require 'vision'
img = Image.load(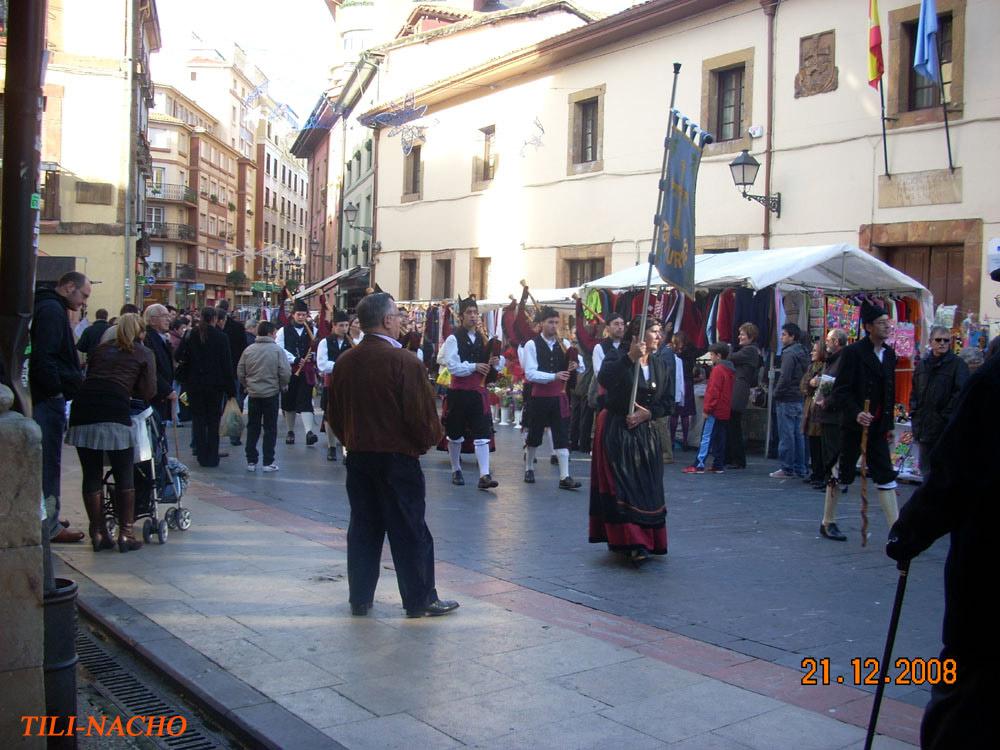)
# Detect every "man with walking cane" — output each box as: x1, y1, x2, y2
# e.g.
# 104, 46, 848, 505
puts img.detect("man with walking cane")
831, 301, 899, 539
881, 302, 999, 747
